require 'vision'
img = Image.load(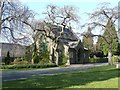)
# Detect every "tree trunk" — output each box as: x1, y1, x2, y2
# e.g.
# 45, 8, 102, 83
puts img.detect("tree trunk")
31, 58, 34, 64
55, 51, 59, 65
108, 50, 113, 65
31, 52, 34, 64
